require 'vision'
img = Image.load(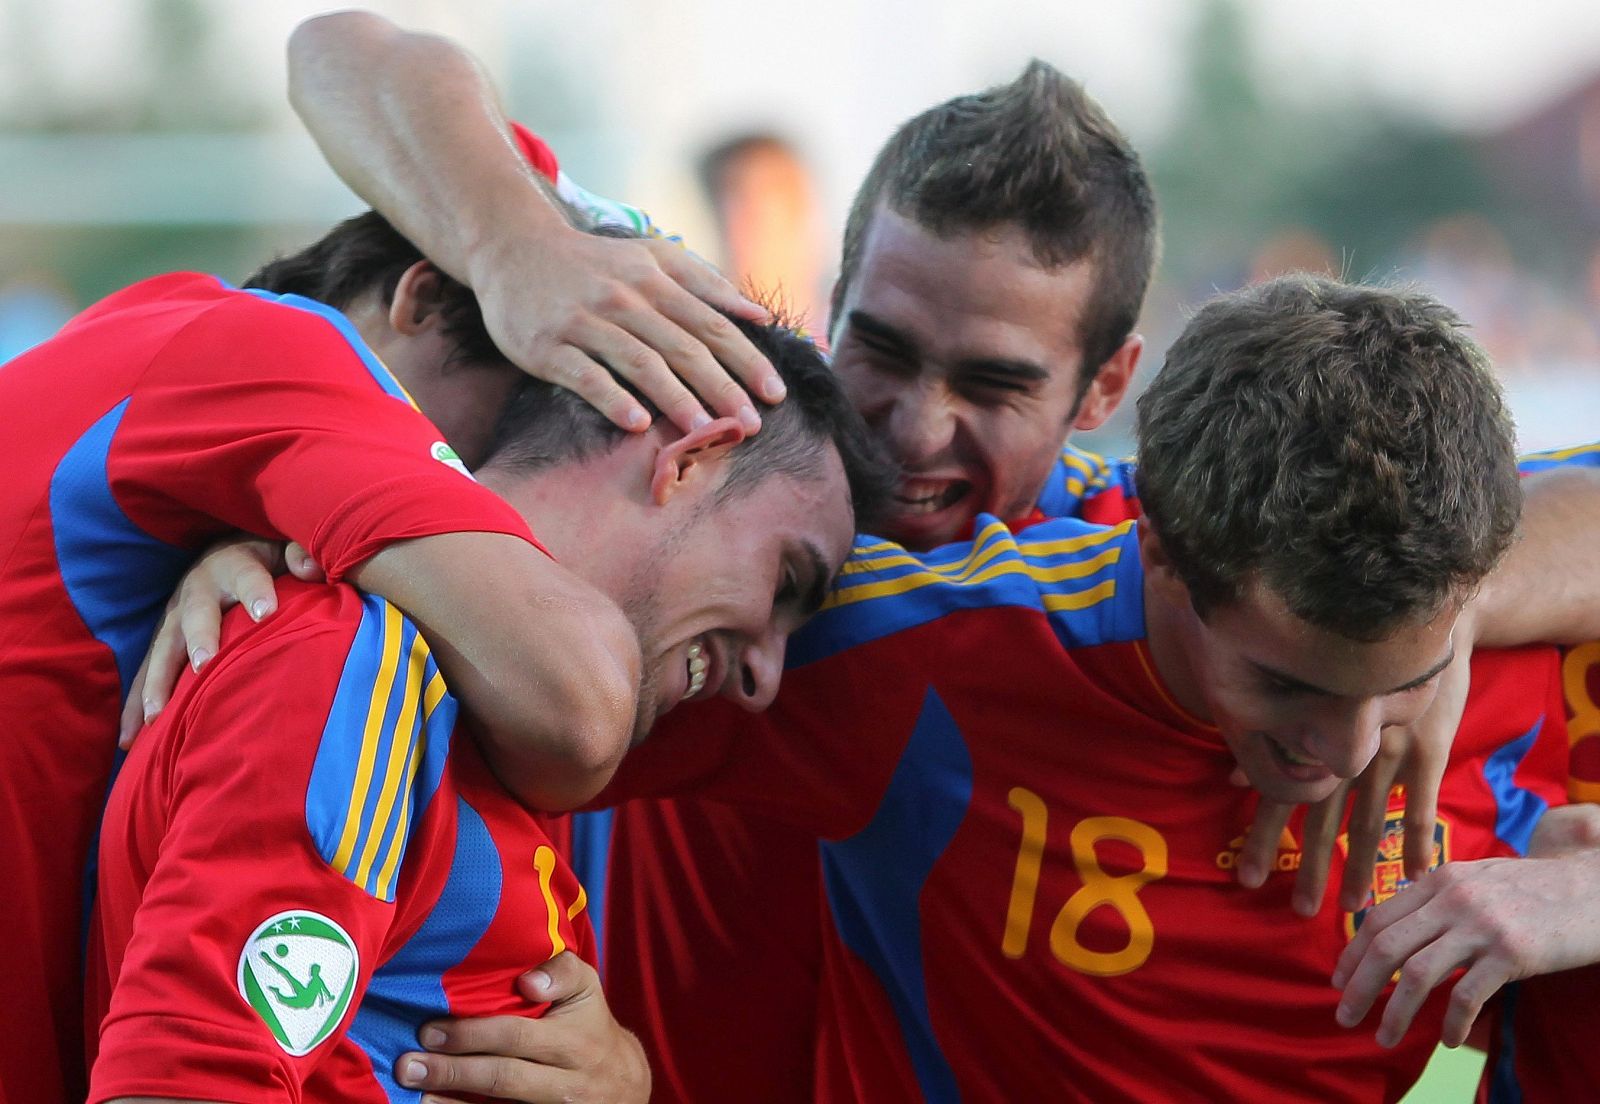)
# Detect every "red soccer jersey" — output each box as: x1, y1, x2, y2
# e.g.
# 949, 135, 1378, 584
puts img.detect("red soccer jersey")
87, 582, 591, 1101
0, 273, 539, 1104
605, 516, 1568, 1102
593, 444, 1143, 1103
1474, 441, 1600, 1103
